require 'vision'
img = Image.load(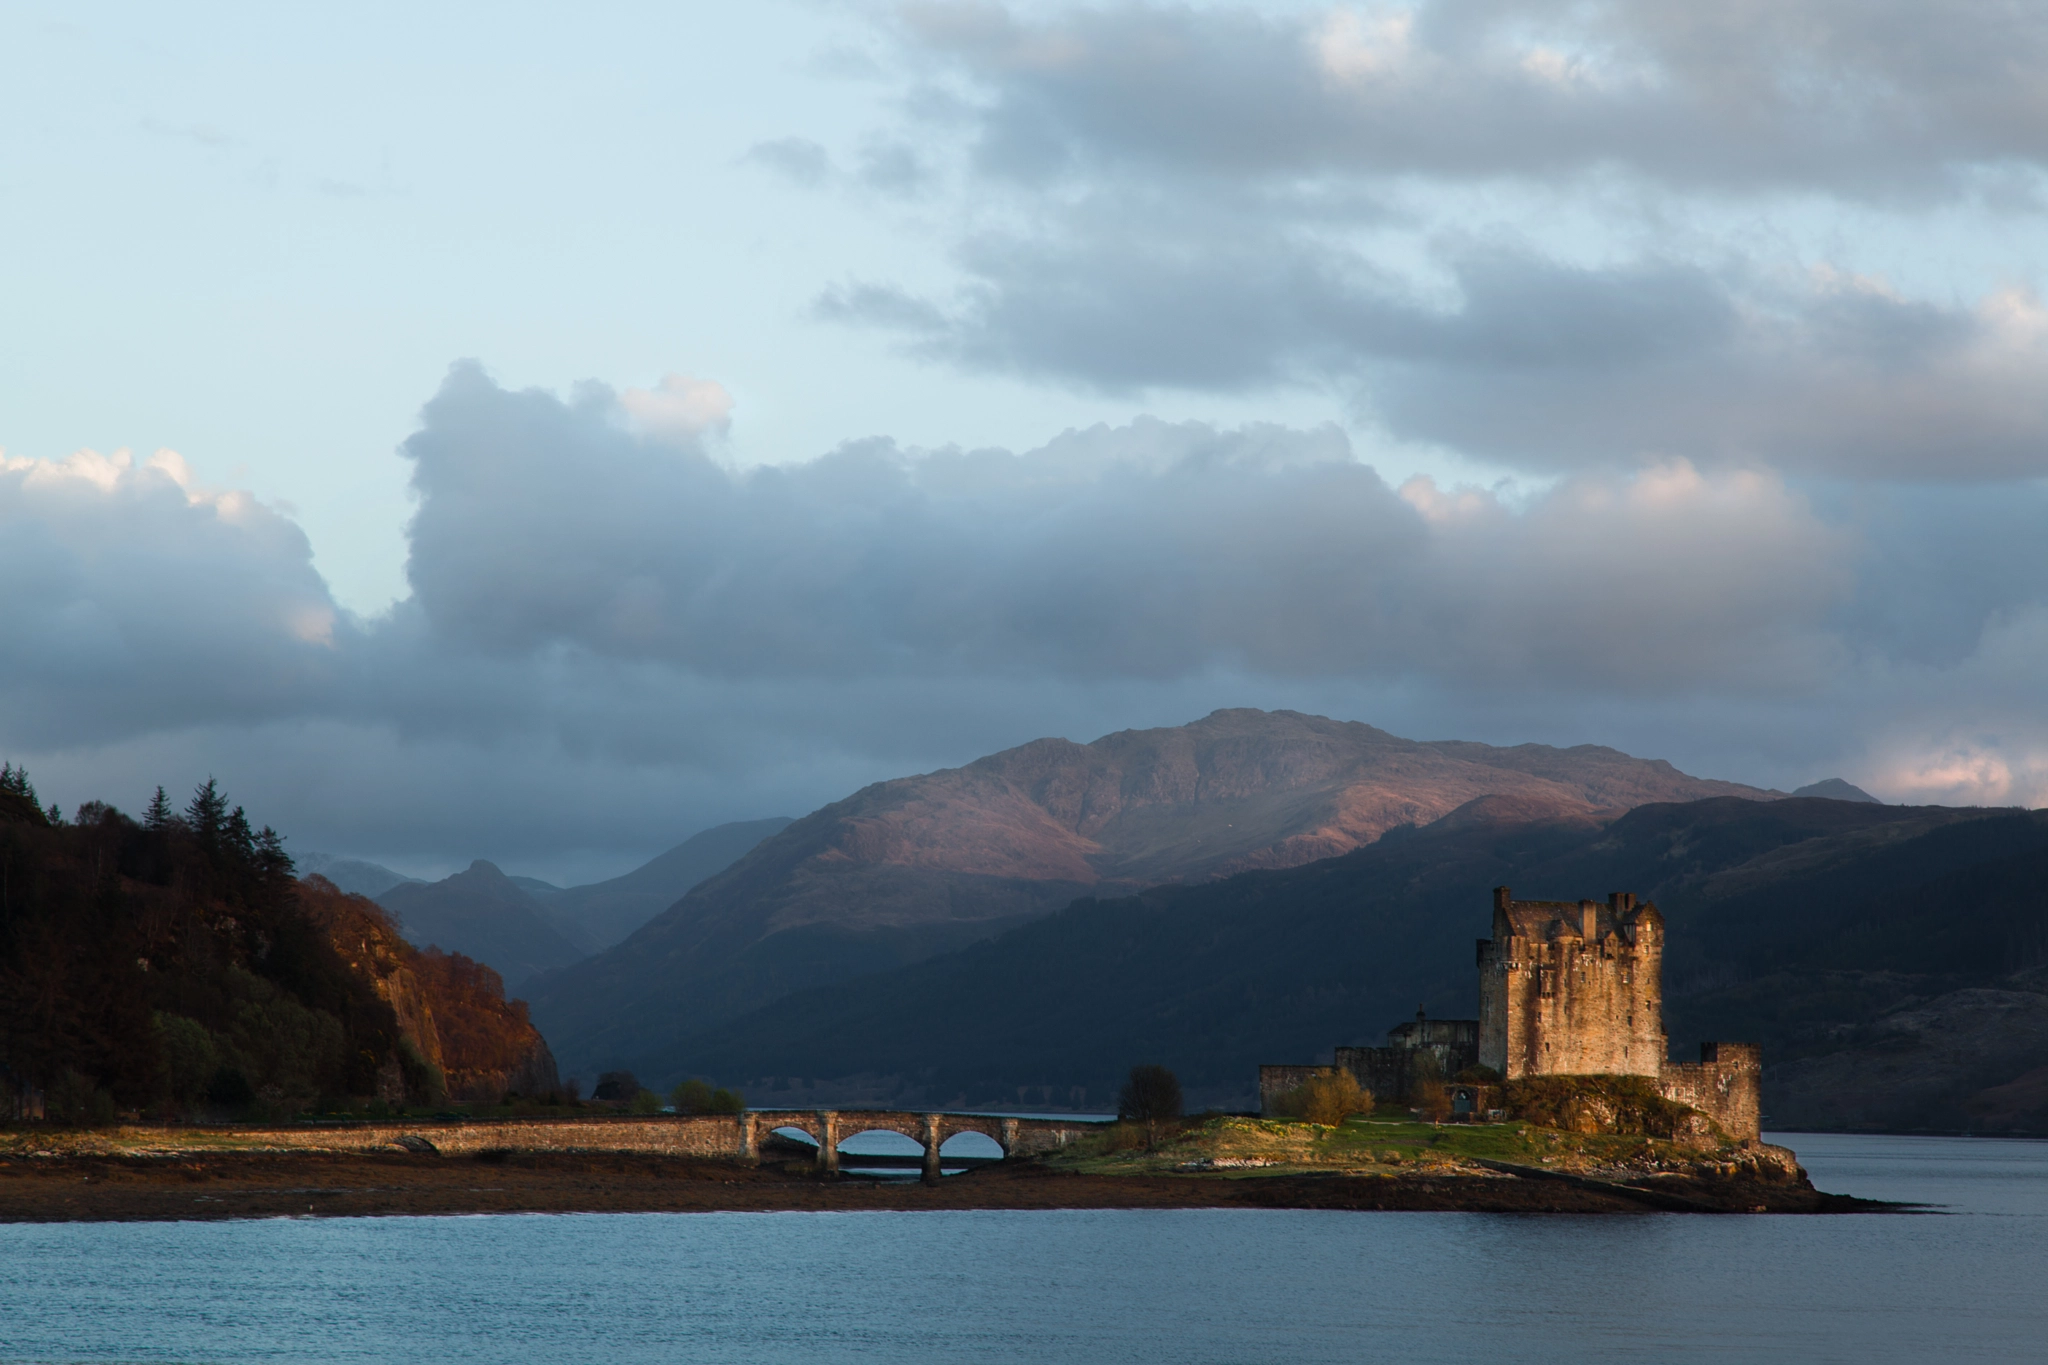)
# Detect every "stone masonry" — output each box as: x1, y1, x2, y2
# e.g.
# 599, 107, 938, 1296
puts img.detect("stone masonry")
1477, 887, 1760, 1140
69, 1111, 1100, 1186
1478, 888, 1667, 1079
